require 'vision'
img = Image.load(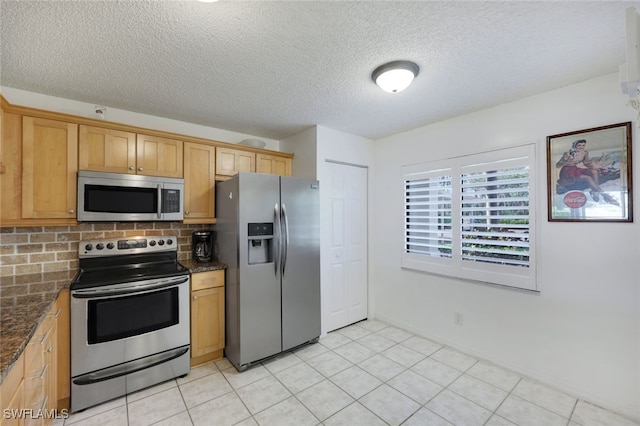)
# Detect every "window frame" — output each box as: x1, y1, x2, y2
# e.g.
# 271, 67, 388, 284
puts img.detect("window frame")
402, 144, 537, 291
